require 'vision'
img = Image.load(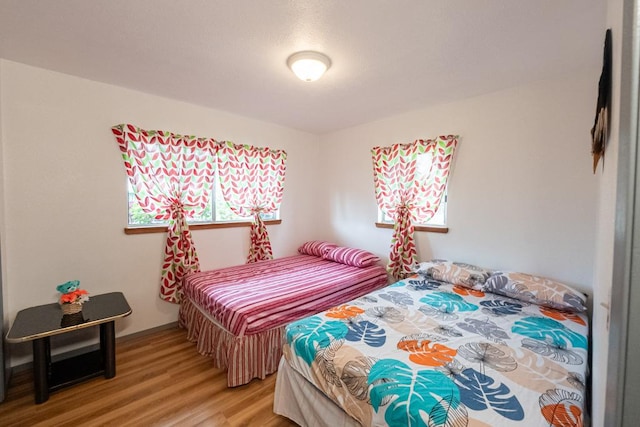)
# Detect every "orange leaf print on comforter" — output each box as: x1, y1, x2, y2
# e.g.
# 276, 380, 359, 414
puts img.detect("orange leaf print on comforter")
325, 304, 365, 319
397, 338, 456, 366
